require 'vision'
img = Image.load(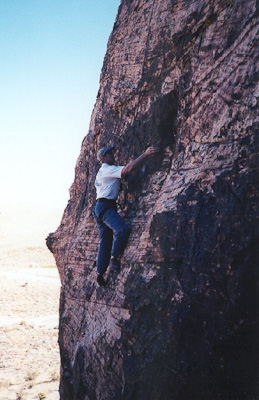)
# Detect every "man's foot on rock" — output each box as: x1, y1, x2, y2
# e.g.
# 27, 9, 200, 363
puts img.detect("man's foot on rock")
97, 274, 107, 286
110, 257, 121, 272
